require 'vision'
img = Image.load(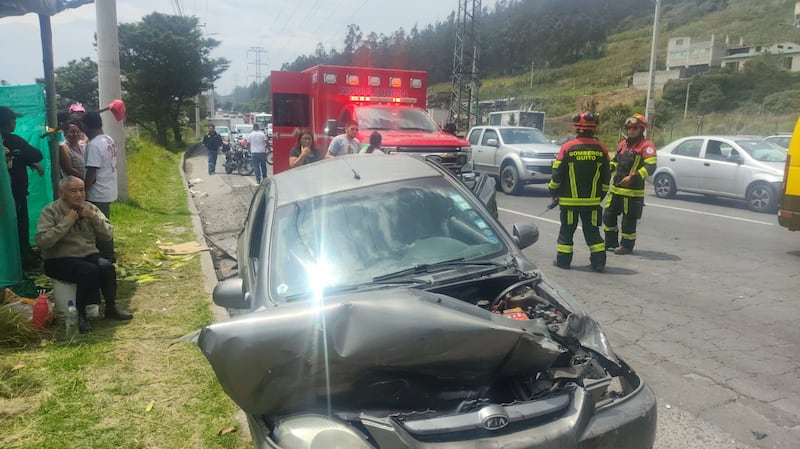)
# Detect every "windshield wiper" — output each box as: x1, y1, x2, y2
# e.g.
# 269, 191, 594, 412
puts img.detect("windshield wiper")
283, 279, 428, 301
372, 258, 508, 283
